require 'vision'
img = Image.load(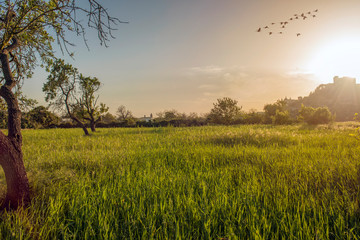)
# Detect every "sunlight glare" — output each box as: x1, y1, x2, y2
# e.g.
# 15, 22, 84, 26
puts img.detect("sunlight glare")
306, 37, 360, 84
